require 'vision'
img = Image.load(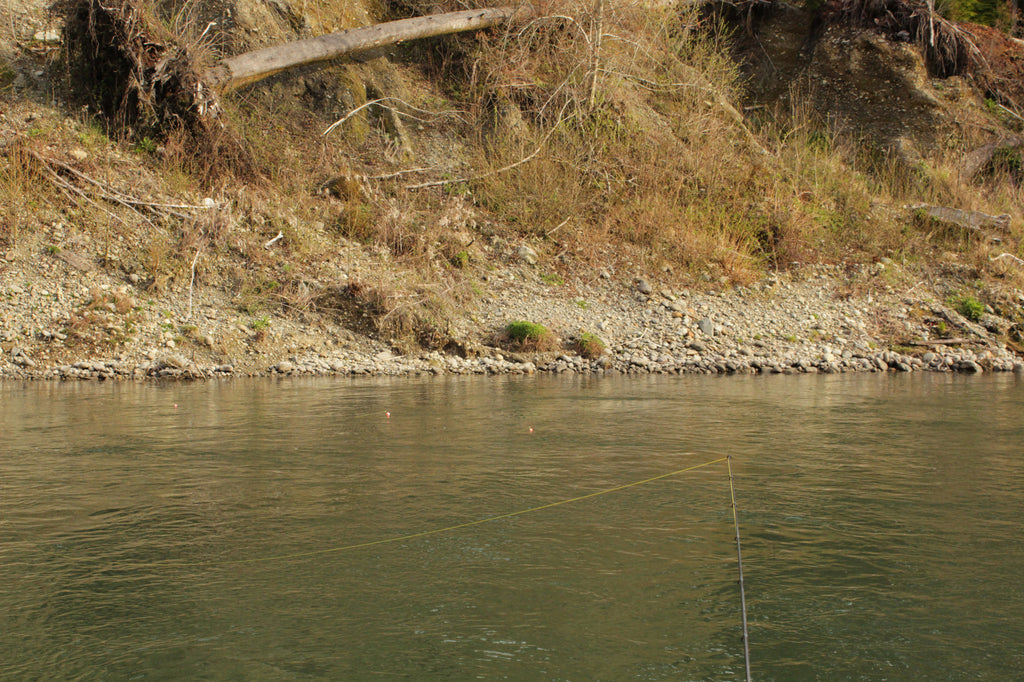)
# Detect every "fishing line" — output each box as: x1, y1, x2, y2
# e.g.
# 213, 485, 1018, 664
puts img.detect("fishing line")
115, 456, 729, 569
104, 452, 754, 674
728, 455, 753, 682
